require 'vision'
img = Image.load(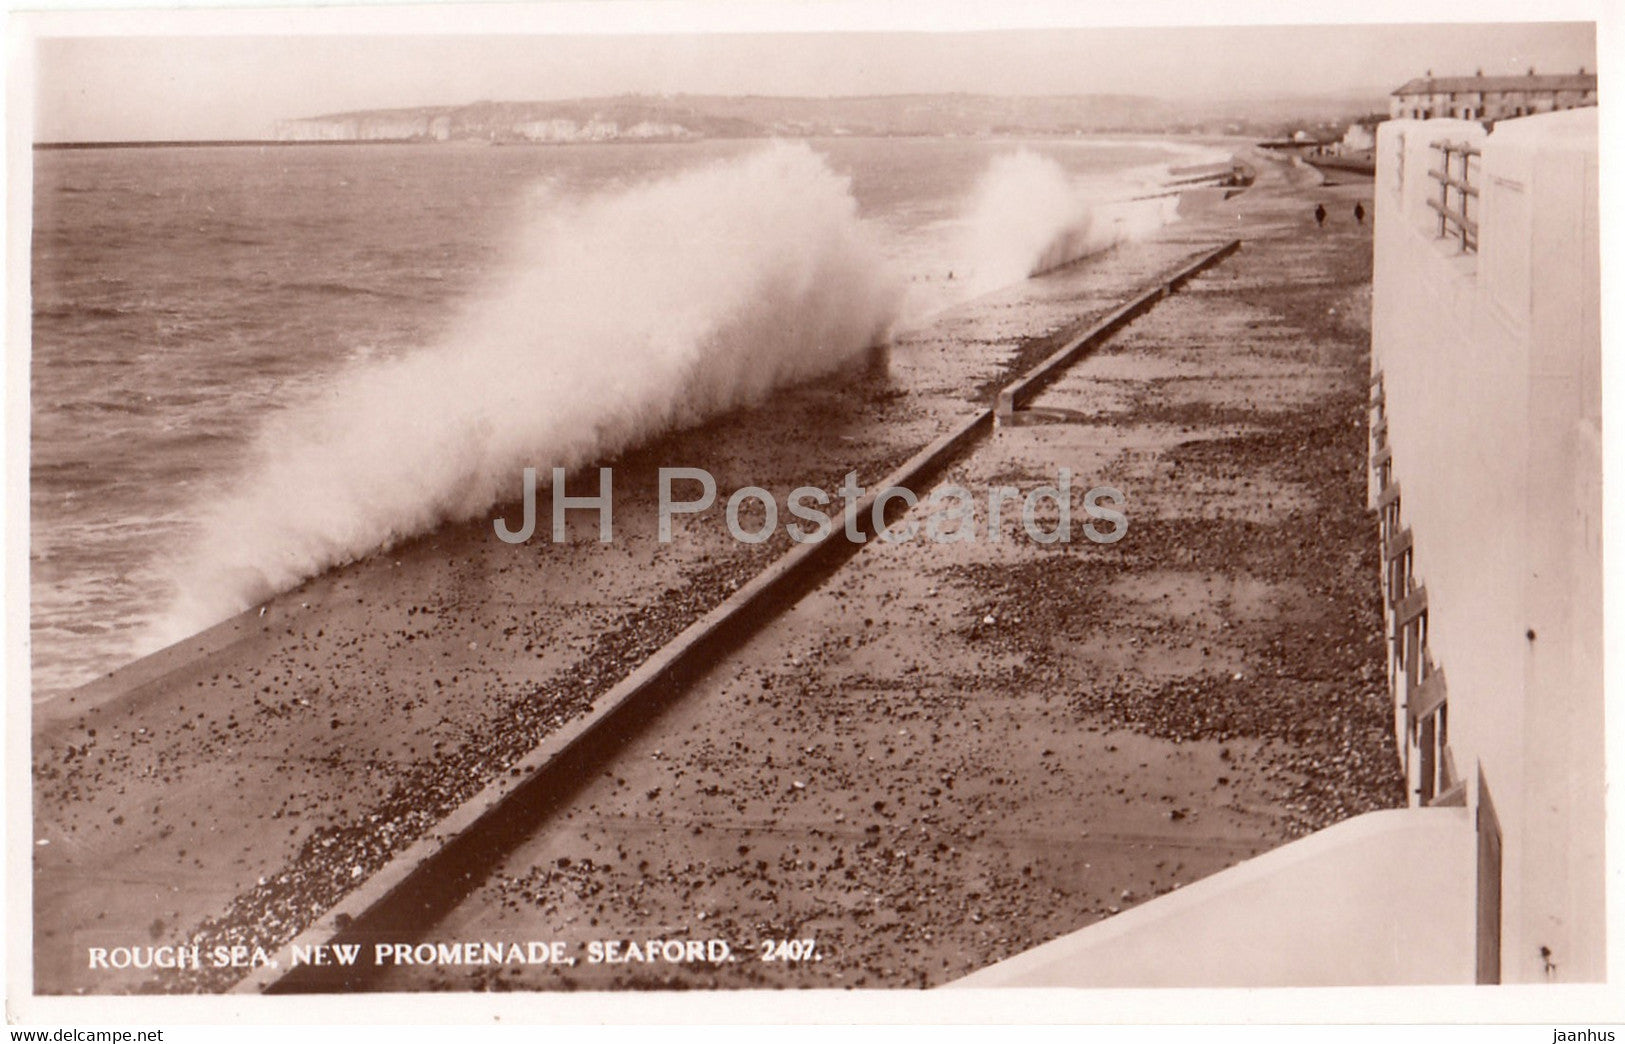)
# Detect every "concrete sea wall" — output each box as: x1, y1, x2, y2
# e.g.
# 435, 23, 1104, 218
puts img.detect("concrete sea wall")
1371, 109, 1601, 983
